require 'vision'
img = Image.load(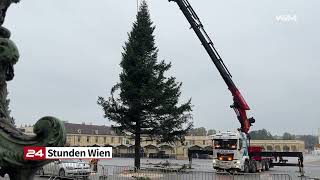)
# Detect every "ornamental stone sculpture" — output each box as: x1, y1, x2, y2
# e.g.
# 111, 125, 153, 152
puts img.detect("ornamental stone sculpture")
0, 1, 66, 179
